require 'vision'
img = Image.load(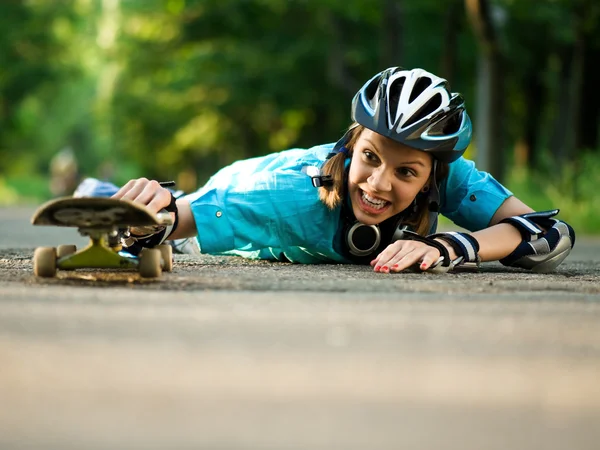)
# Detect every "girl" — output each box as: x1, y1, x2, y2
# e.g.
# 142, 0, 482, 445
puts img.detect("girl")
84, 67, 575, 273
